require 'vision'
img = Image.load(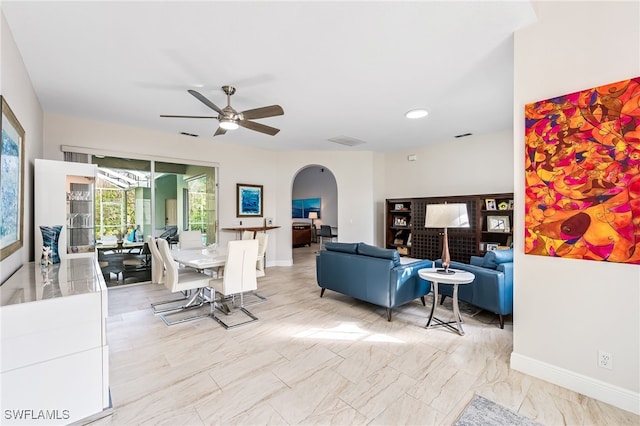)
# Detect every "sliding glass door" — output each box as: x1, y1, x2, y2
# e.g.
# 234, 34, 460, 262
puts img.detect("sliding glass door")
86, 155, 217, 287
